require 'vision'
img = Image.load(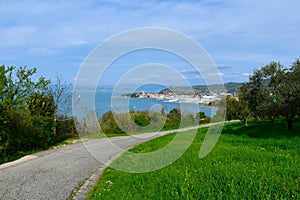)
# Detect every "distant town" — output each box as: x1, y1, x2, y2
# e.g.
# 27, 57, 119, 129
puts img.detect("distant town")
129, 91, 238, 104
122, 82, 242, 104
134, 92, 224, 104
